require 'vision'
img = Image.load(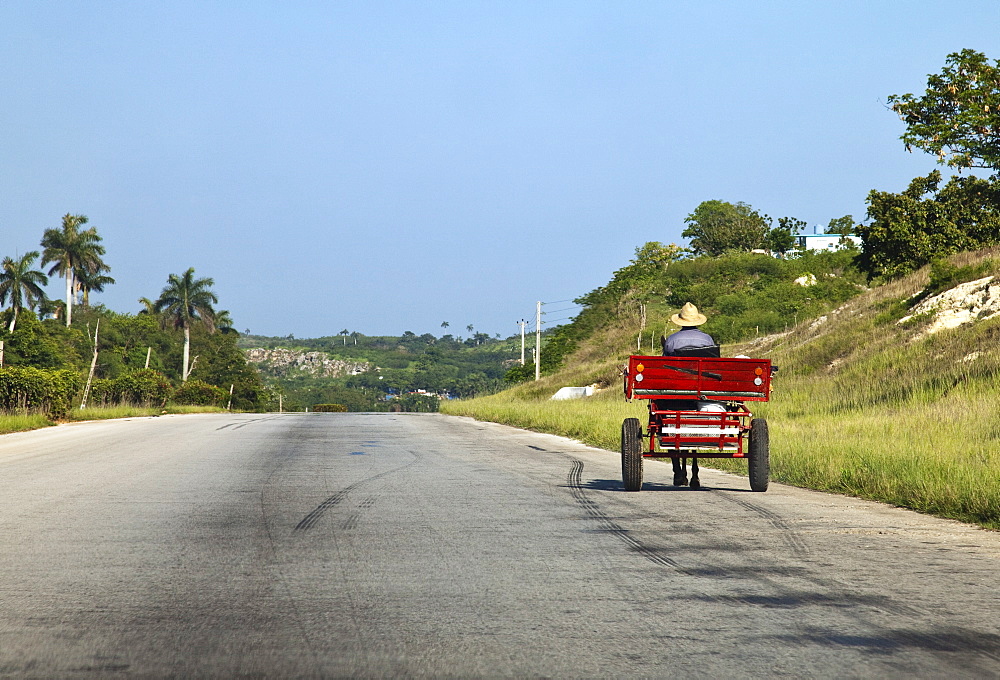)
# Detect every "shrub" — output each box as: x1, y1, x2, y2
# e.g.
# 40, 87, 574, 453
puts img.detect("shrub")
86, 378, 115, 407
115, 369, 173, 406
0, 367, 82, 419
313, 403, 348, 412
395, 394, 440, 412
172, 379, 227, 406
